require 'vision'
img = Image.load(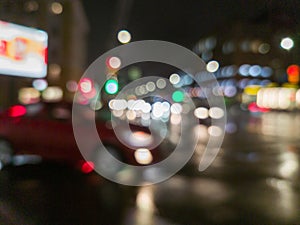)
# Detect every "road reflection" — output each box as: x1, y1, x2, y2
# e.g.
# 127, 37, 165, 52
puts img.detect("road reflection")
0, 109, 300, 225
